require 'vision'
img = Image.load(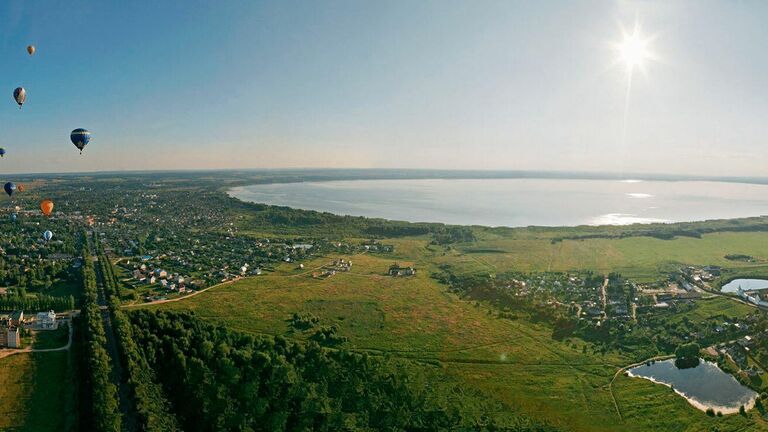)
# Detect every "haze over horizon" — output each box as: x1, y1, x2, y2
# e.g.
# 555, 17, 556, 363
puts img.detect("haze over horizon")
1, 0, 766, 176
